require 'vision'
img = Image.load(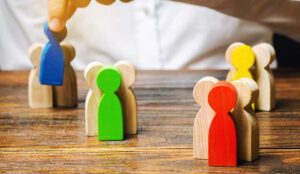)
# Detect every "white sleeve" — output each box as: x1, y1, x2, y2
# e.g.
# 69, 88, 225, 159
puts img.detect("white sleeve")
173, 0, 300, 42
